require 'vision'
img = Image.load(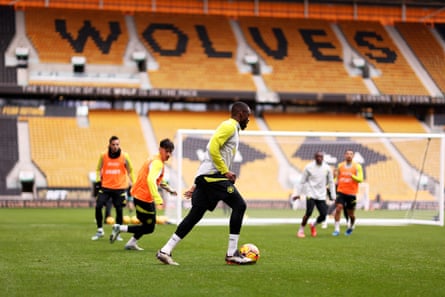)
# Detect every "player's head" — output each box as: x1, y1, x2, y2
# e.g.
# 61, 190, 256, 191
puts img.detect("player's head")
314, 151, 324, 165
108, 136, 120, 154
344, 149, 354, 162
159, 138, 174, 161
231, 101, 251, 130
